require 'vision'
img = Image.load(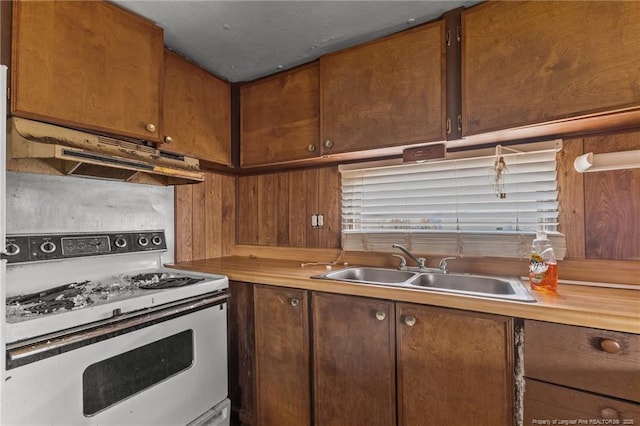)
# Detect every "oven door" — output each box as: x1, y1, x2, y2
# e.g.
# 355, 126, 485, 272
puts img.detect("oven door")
3, 294, 228, 425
